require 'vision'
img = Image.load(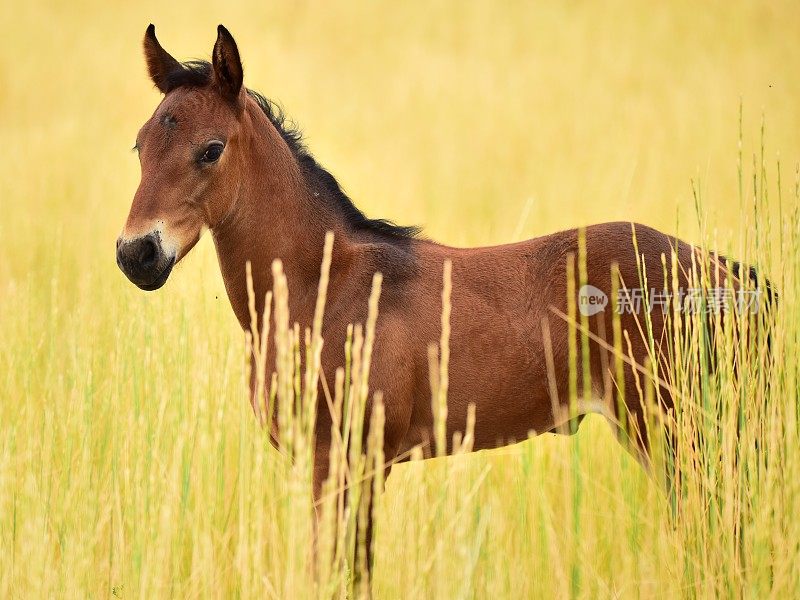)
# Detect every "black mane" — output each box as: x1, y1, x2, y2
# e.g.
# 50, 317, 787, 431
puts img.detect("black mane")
162, 60, 421, 241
